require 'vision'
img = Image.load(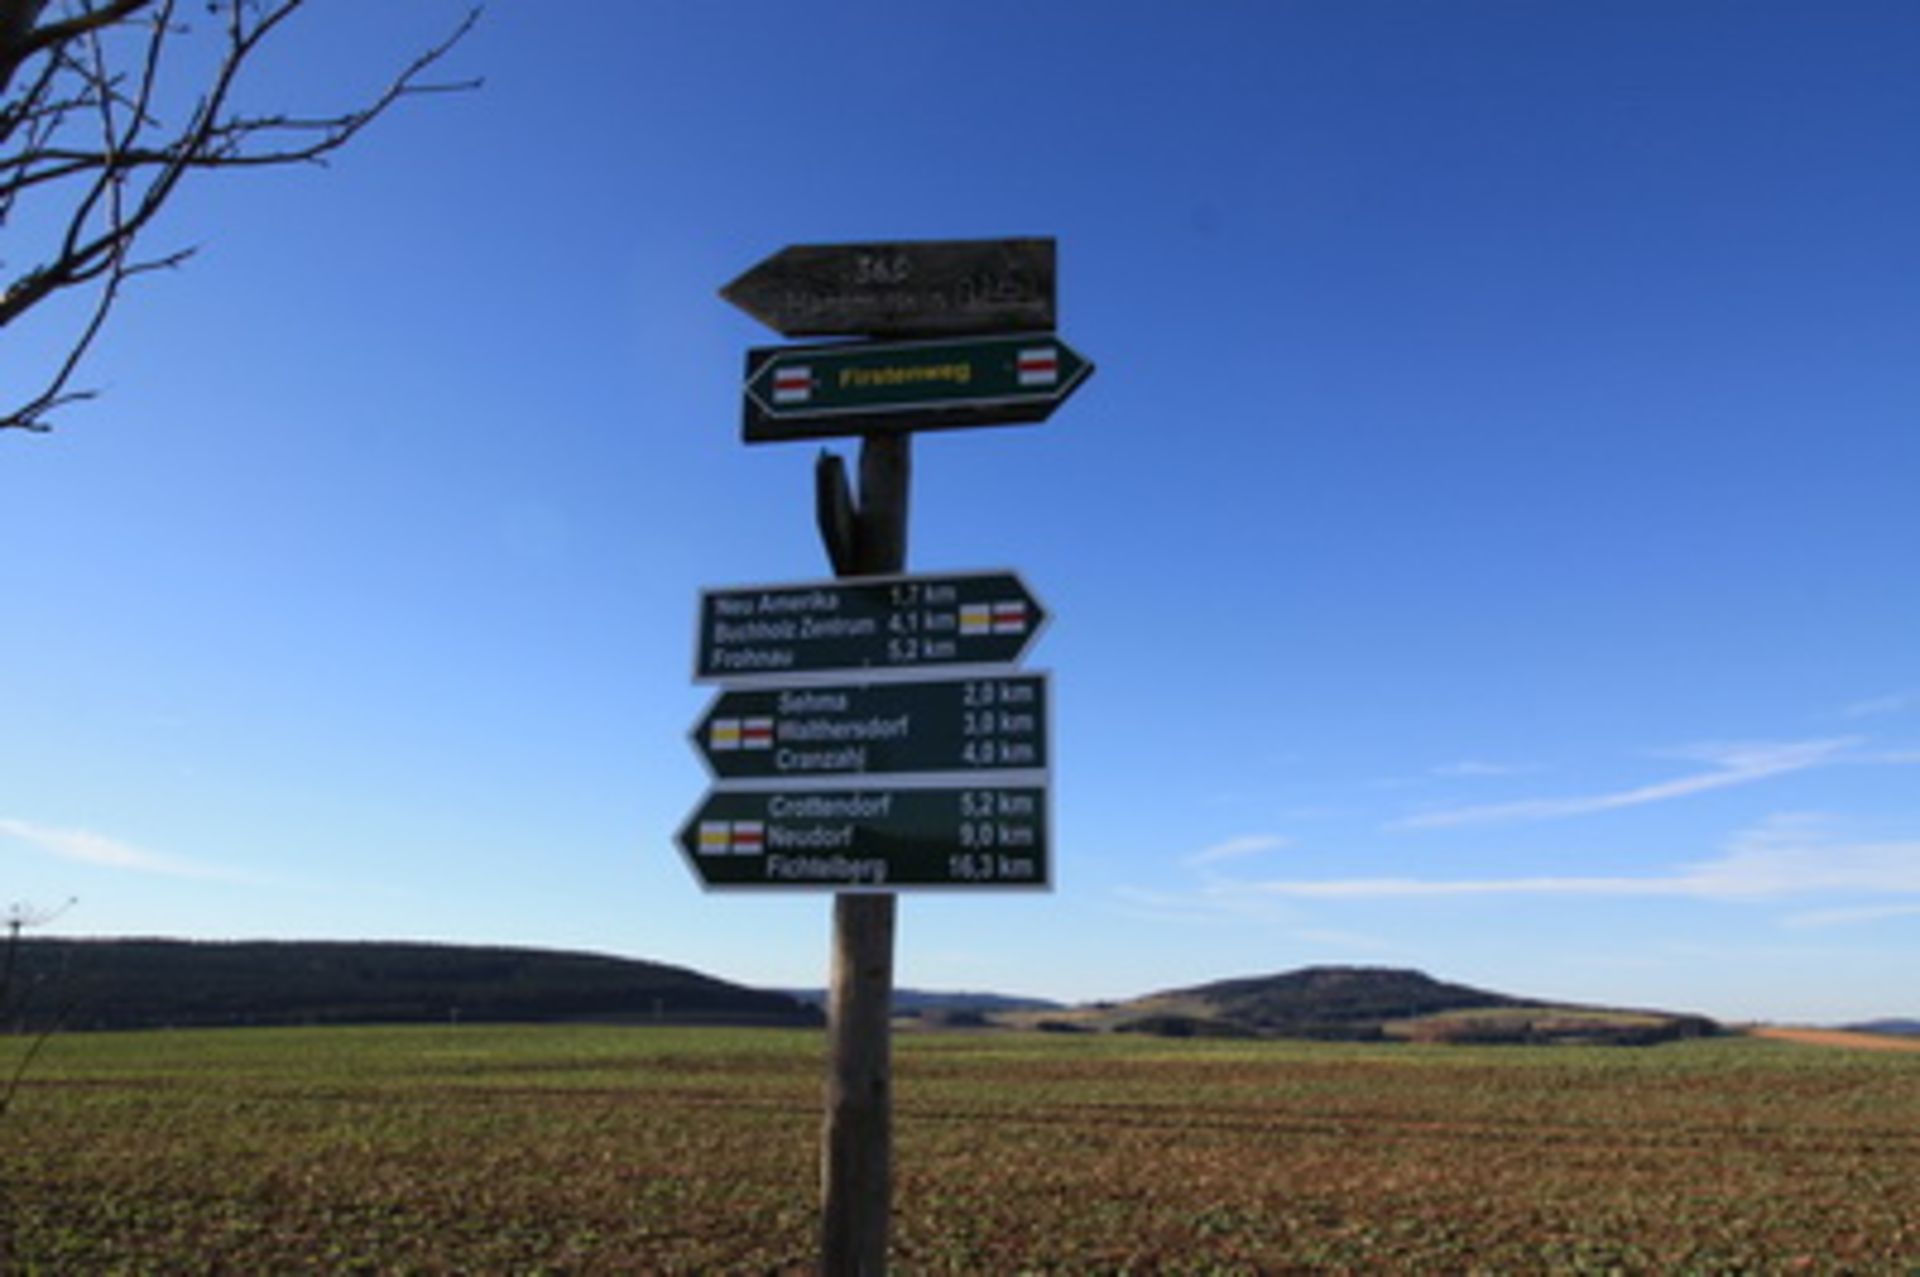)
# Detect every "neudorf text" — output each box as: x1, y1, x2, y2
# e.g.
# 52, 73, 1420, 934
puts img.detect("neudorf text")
676, 785, 1048, 890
